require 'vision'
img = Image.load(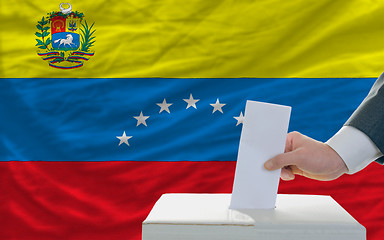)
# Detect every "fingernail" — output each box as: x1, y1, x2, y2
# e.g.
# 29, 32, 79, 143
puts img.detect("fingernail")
264, 161, 273, 170
281, 170, 294, 181
281, 170, 290, 180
